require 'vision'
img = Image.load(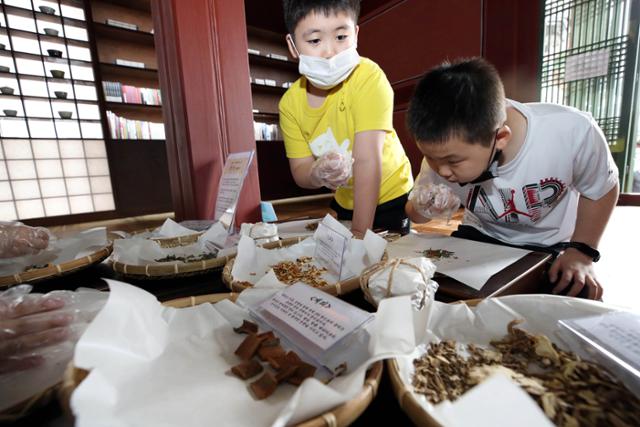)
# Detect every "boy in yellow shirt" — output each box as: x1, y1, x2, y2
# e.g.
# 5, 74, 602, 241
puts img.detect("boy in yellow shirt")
279, 0, 413, 237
